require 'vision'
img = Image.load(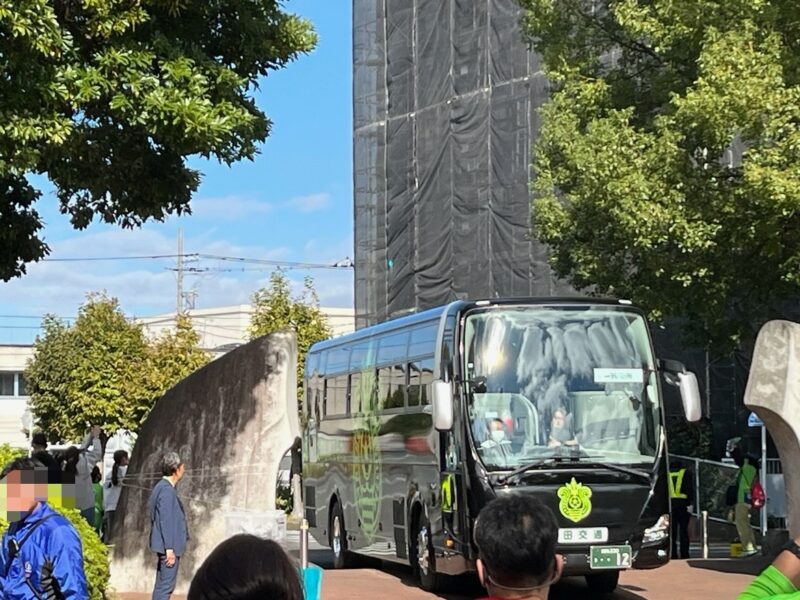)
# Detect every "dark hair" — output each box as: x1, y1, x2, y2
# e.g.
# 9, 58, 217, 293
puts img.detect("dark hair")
61, 446, 80, 476
187, 534, 304, 600
31, 433, 47, 448
474, 494, 558, 589
91, 465, 102, 484
1, 457, 42, 480
112, 450, 129, 486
